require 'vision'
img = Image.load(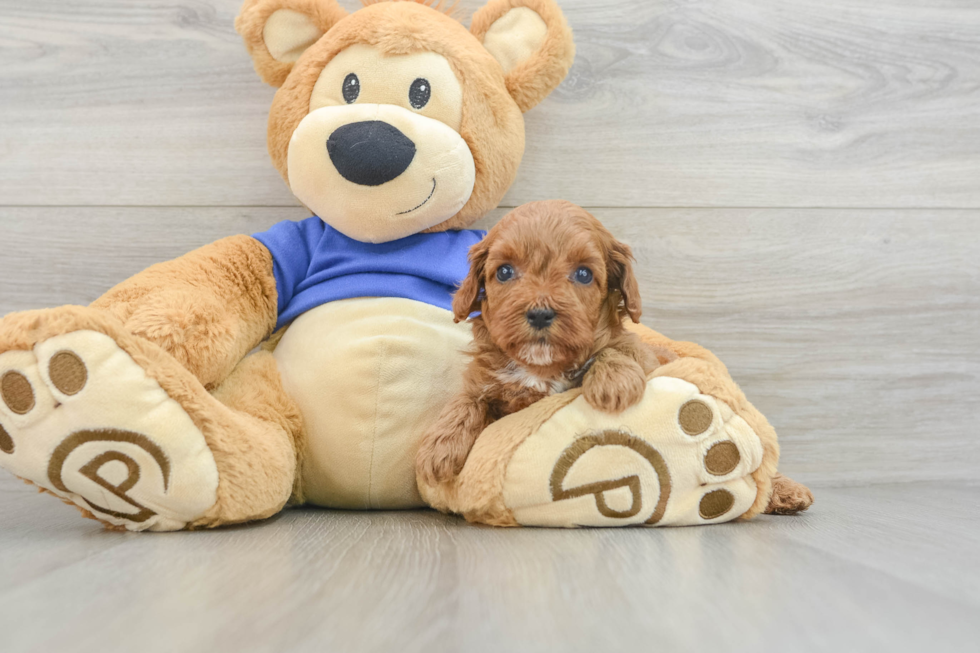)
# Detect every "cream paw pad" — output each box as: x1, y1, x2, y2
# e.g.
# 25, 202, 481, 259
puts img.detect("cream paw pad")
0, 330, 218, 531
499, 376, 765, 527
